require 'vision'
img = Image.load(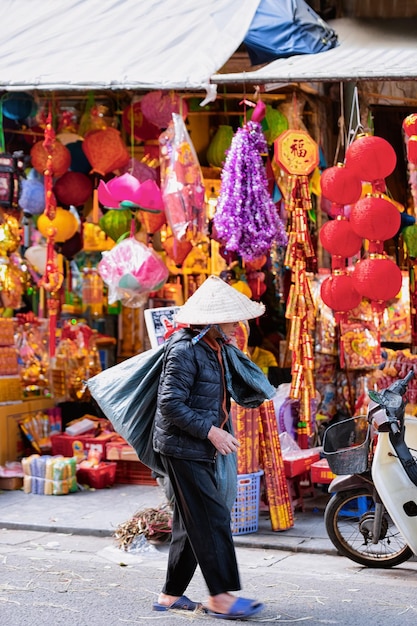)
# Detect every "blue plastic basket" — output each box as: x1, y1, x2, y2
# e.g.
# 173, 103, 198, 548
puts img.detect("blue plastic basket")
231, 470, 263, 536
